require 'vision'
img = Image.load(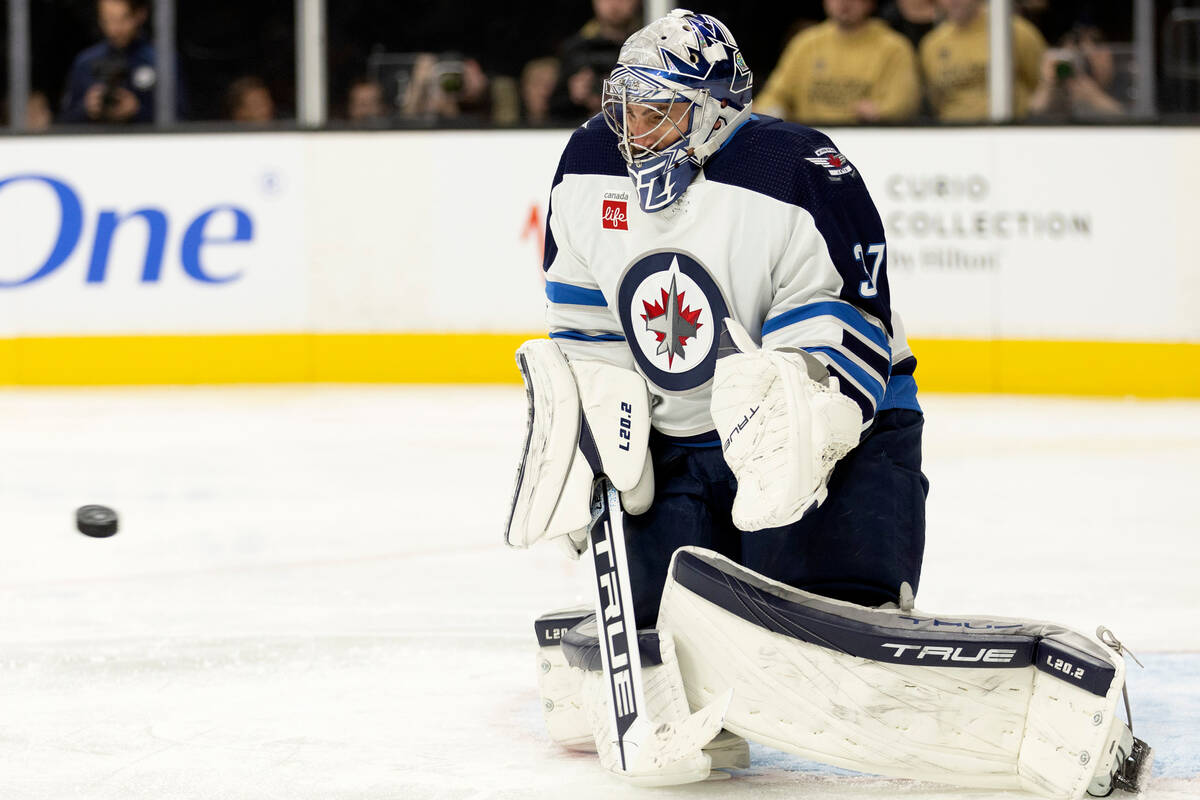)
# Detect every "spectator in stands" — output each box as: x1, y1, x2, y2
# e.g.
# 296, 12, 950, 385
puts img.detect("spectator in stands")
402, 53, 459, 120
3, 90, 54, 131
548, 0, 642, 122
755, 0, 921, 125
25, 91, 54, 132
879, 0, 938, 50
227, 76, 275, 124
400, 53, 518, 125
346, 77, 388, 124
1029, 24, 1124, 119
919, 0, 1046, 121
60, 0, 183, 124
520, 57, 559, 125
